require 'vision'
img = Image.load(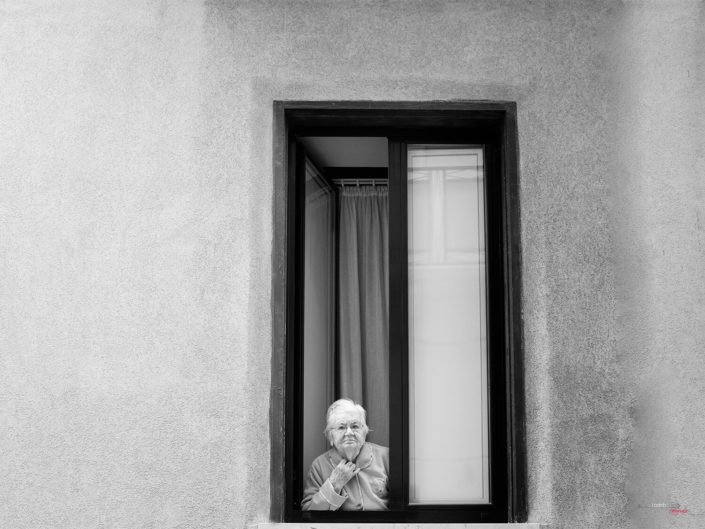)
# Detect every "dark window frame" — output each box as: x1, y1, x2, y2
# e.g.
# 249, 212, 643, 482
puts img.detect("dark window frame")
271, 101, 526, 523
